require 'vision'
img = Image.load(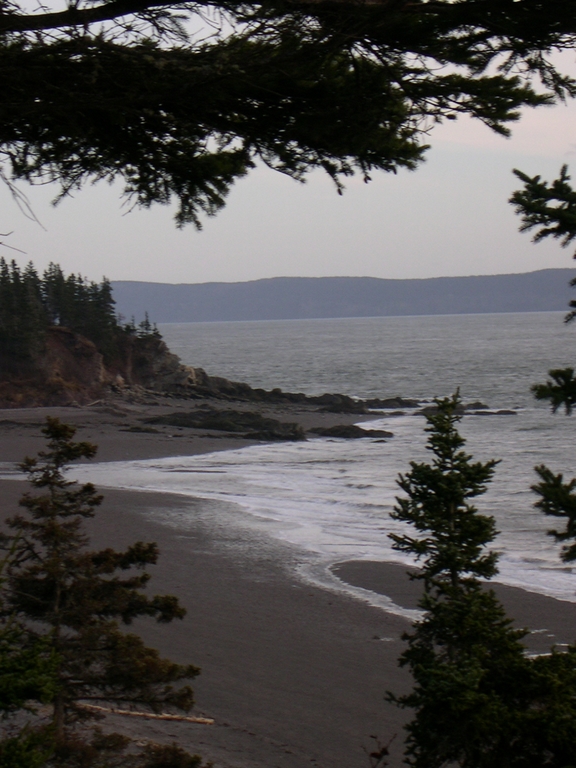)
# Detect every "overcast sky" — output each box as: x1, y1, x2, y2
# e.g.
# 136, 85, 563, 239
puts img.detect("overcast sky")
2, 94, 576, 285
